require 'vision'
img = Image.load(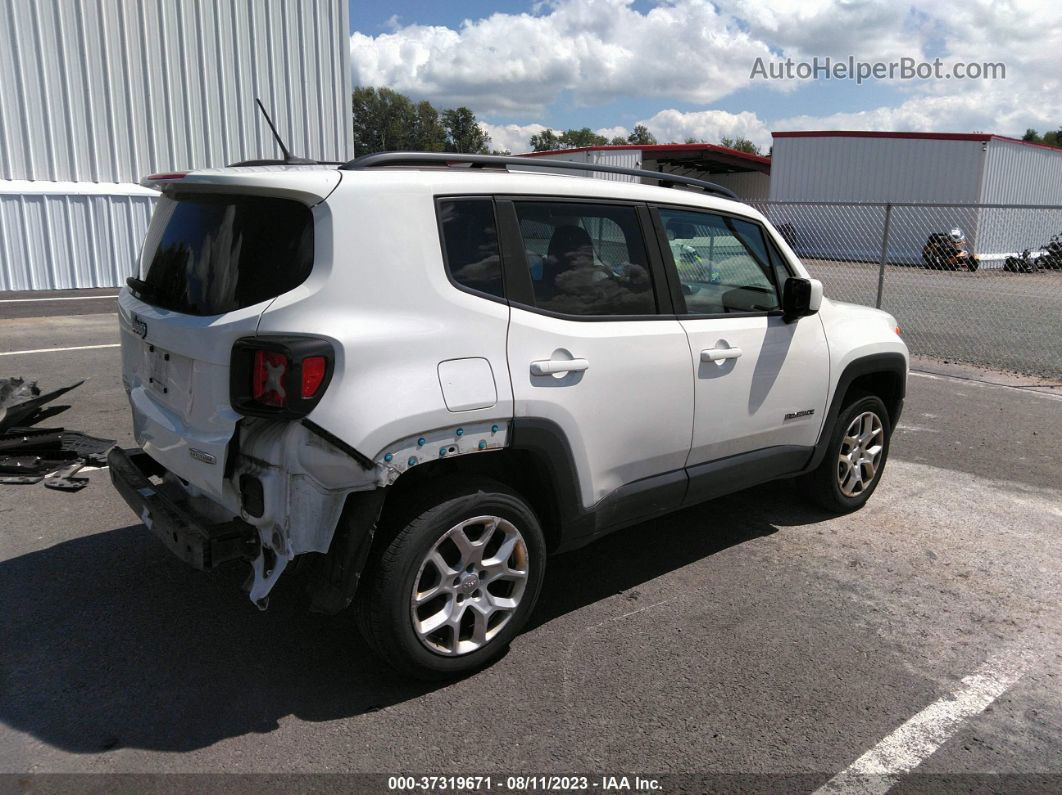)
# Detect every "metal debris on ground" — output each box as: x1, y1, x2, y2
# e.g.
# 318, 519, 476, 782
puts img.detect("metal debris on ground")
0, 377, 114, 490
44, 463, 89, 492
